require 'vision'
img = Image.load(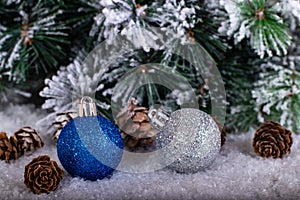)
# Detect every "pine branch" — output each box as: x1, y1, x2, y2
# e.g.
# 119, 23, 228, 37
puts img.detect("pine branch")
148, 0, 227, 89
0, 0, 70, 82
219, 46, 260, 132
39, 0, 229, 121
274, 0, 300, 30
0, 67, 12, 102
39, 46, 144, 123
88, 0, 156, 51
193, 4, 227, 61
220, 0, 292, 58
252, 56, 300, 133
57, 0, 98, 41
